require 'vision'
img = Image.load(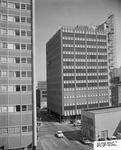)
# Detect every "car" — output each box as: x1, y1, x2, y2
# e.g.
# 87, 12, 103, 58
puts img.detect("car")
97, 138, 105, 141
110, 136, 117, 140
107, 136, 117, 140
56, 131, 64, 138
73, 122, 81, 126
79, 137, 90, 144
73, 120, 81, 126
